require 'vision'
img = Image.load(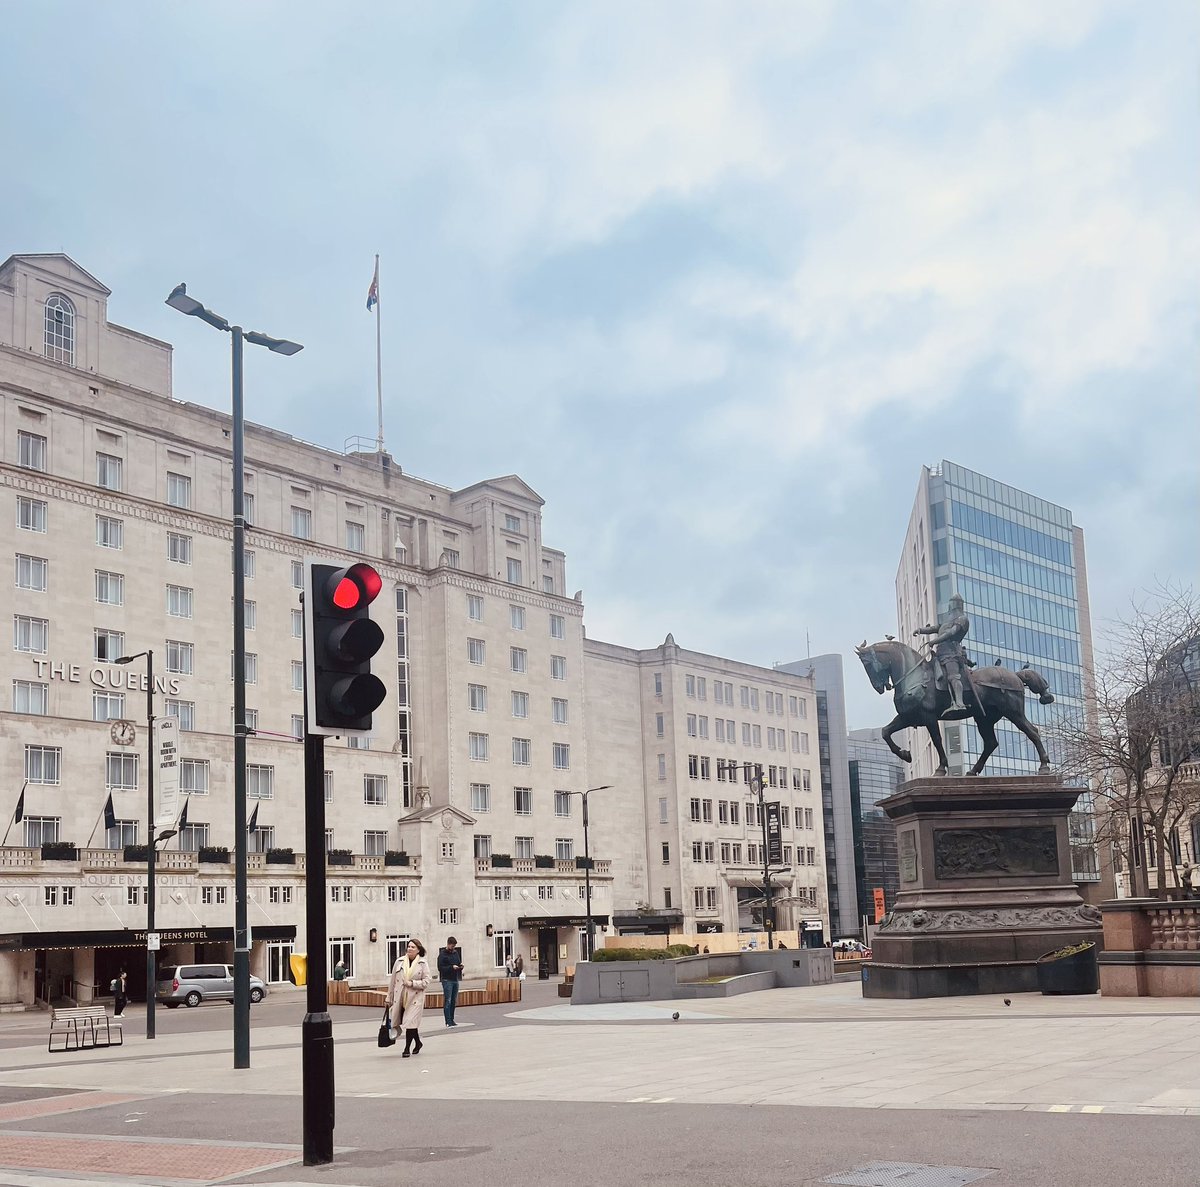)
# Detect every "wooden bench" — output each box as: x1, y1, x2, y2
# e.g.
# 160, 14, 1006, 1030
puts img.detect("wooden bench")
48, 1005, 123, 1052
